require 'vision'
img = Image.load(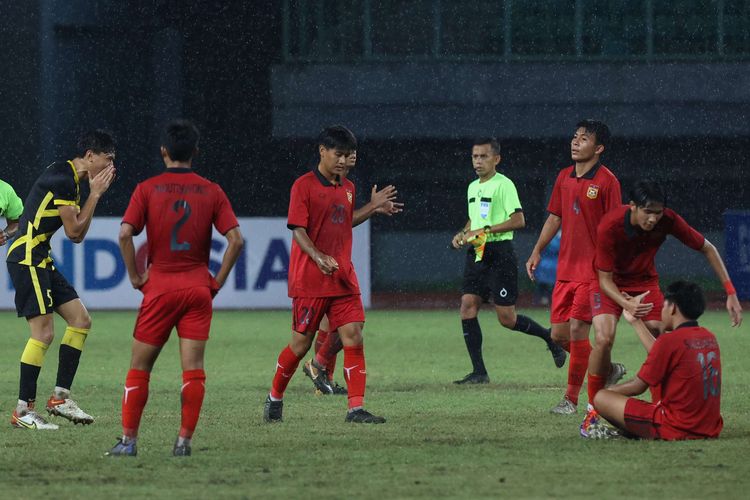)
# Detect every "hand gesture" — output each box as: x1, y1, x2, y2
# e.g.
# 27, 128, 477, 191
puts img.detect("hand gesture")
375, 200, 404, 216
314, 252, 339, 275
130, 267, 149, 291
369, 185, 398, 213
726, 294, 743, 327
89, 165, 116, 197
621, 291, 650, 324
622, 290, 653, 319
526, 250, 541, 281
